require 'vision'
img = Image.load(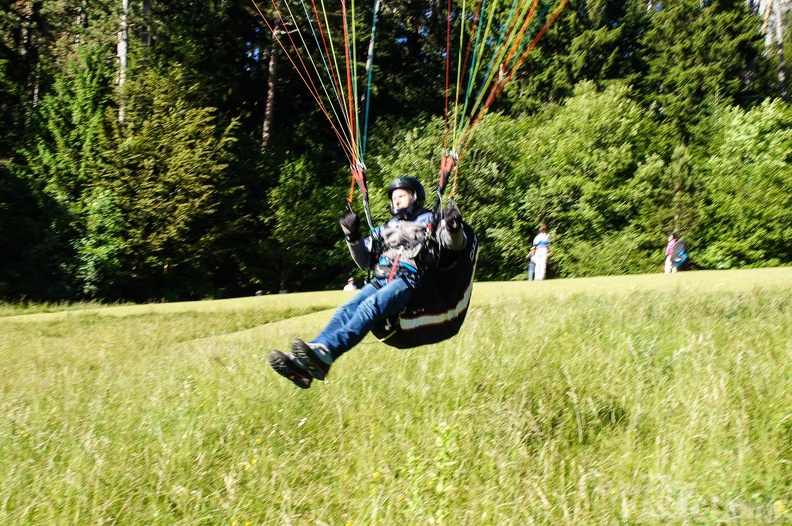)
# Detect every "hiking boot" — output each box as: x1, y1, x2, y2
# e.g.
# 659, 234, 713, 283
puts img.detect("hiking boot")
290, 339, 331, 381
269, 350, 312, 389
